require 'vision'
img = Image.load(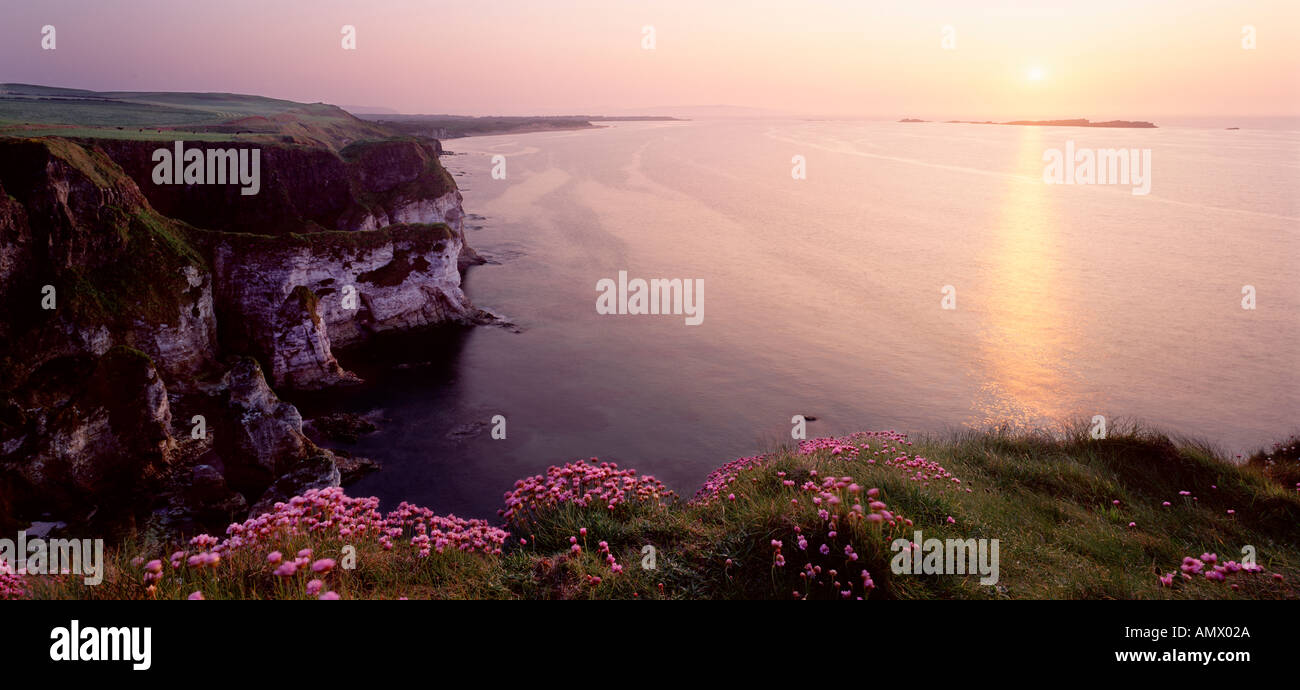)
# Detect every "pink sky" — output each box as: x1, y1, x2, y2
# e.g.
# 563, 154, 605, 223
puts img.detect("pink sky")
4, 0, 1298, 118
